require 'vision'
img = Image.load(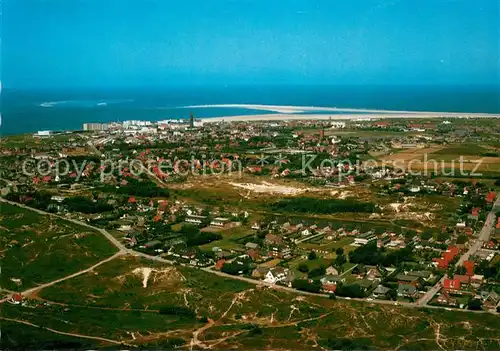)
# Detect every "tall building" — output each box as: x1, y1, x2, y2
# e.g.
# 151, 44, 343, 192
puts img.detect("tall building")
83, 123, 108, 131
189, 112, 194, 129
319, 126, 325, 140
